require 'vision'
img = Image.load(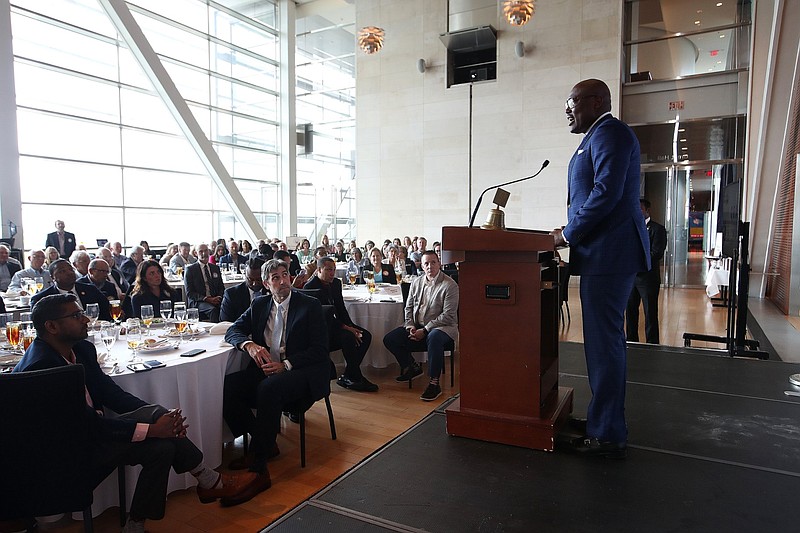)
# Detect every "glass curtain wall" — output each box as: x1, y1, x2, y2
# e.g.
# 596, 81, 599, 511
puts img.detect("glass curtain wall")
11, 0, 281, 251
294, 12, 355, 249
